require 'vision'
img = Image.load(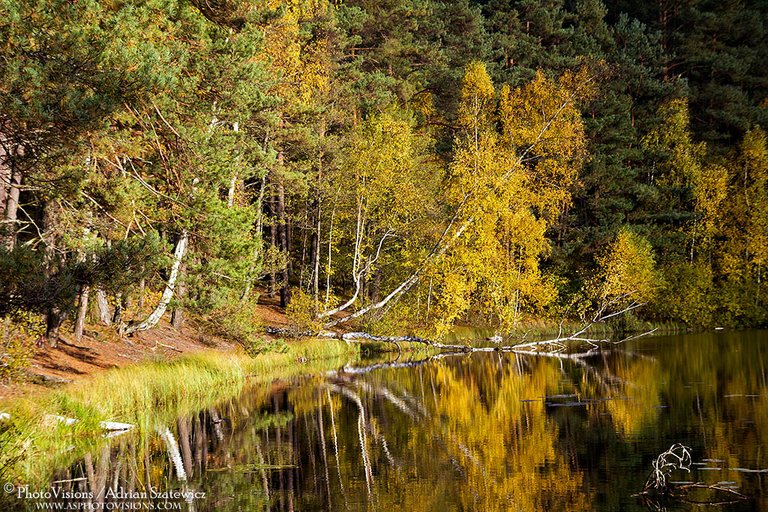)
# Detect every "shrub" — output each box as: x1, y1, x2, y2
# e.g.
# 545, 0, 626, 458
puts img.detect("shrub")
286, 289, 323, 335
0, 315, 40, 381
199, 299, 263, 349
